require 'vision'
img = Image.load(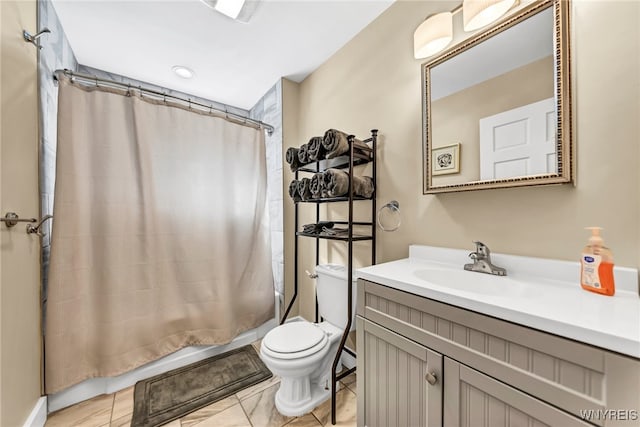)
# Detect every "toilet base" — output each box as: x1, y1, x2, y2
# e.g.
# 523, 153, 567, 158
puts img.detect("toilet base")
260, 321, 346, 417
274, 378, 341, 417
